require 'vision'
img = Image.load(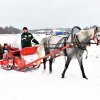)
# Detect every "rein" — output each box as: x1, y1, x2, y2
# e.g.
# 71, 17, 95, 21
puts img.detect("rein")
92, 30, 99, 45
74, 34, 87, 50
